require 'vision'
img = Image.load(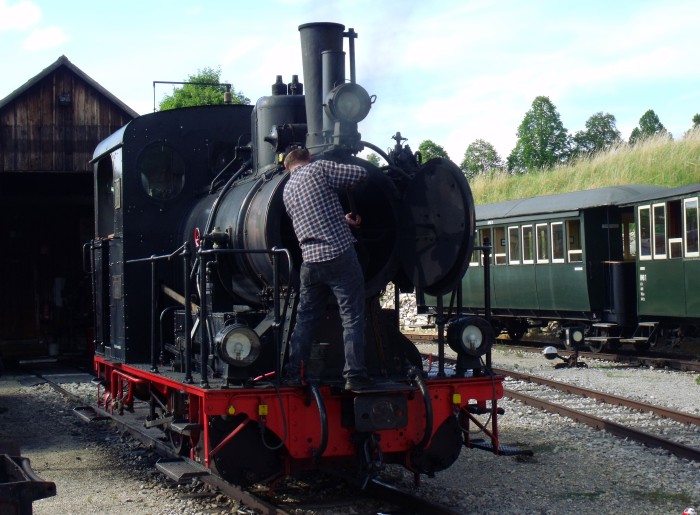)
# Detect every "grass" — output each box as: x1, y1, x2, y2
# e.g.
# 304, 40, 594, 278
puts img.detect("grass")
469, 129, 700, 205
